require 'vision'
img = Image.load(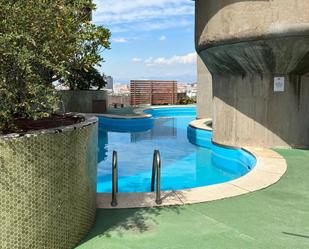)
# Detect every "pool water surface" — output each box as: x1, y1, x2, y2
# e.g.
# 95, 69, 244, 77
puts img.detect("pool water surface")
97, 107, 255, 193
